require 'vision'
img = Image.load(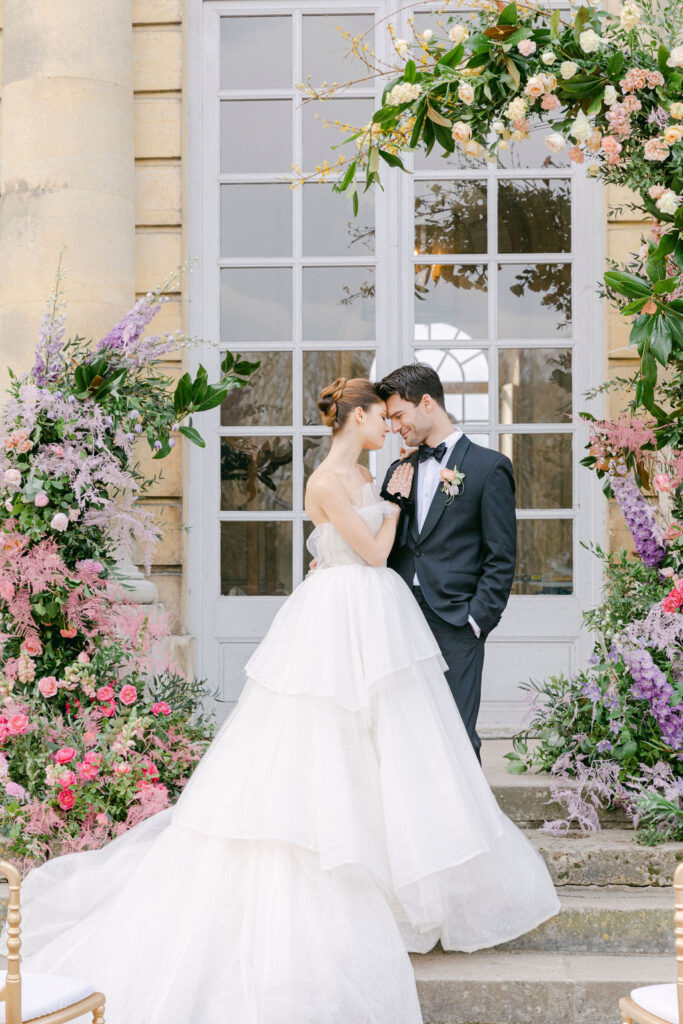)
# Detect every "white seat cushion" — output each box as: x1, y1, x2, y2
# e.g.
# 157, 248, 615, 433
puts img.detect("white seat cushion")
630, 984, 680, 1024
0, 972, 95, 1022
